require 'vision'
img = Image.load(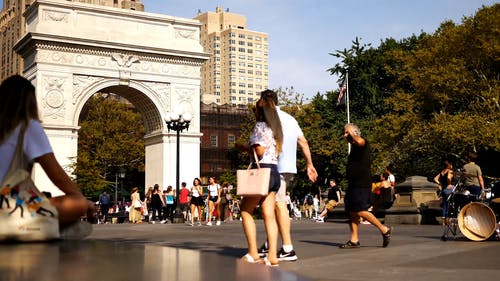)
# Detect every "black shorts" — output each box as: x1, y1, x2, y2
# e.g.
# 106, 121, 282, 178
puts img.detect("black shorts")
209, 196, 218, 203
344, 187, 371, 213
190, 196, 204, 207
